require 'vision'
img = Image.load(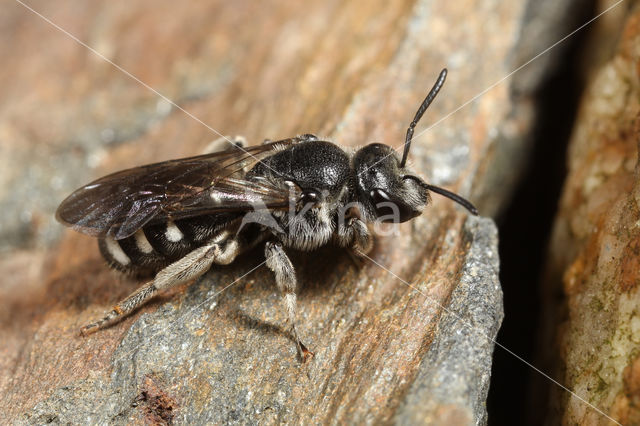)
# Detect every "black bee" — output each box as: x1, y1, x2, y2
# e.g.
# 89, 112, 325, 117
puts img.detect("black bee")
56, 68, 477, 361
